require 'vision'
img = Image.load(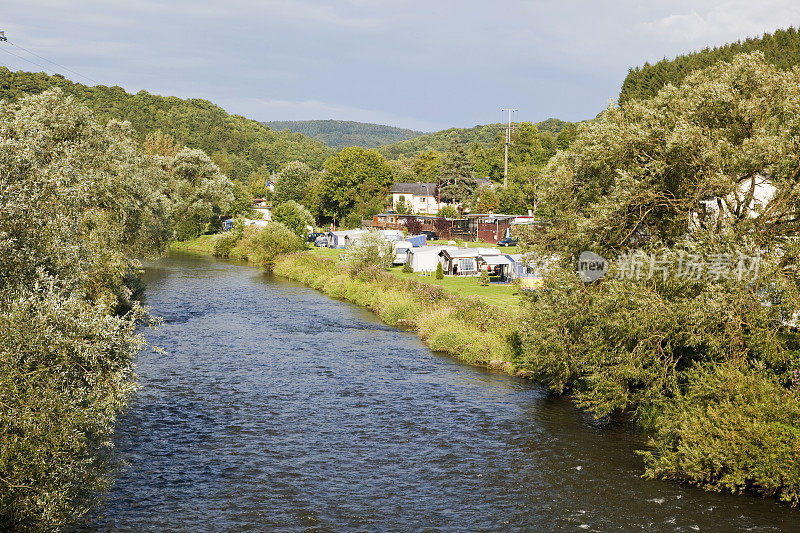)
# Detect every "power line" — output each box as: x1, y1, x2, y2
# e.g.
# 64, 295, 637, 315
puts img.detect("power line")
0, 45, 53, 73
7, 41, 99, 85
